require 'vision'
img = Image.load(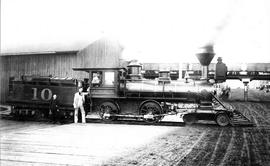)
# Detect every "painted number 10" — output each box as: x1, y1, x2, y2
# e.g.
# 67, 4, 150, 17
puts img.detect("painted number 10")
32, 88, 52, 101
